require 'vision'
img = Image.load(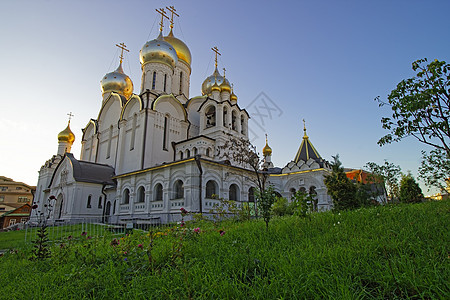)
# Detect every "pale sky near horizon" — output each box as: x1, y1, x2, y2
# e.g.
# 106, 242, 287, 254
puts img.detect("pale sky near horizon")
1, 0, 449, 195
